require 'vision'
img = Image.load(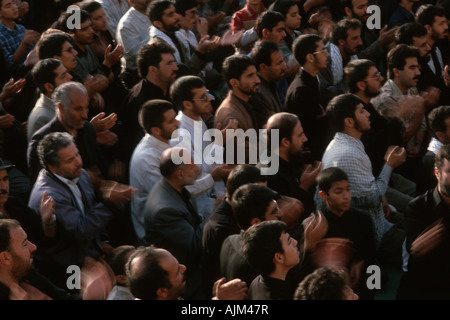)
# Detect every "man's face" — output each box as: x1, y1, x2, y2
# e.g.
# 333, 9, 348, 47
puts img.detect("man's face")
158, 249, 187, 300
156, 53, 179, 86
352, 103, 371, 133
412, 35, 431, 62
237, 65, 260, 96
179, 6, 198, 31
90, 8, 108, 33
264, 21, 286, 47
321, 180, 352, 215
349, 0, 369, 22
285, 4, 301, 31
396, 56, 421, 90
0, 170, 9, 208
159, 108, 179, 140
342, 28, 363, 55
287, 121, 308, 157
73, 19, 95, 45
278, 231, 300, 268
56, 41, 78, 72
59, 90, 89, 130
181, 159, 200, 186
312, 40, 329, 70
266, 50, 287, 82
436, 158, 450, 198
0, 0, 18, 21
363, 66, 383, 98
189, 86, 213, 116
430, 15, 449, 41
52, 143, 83, 180
8, 226, 37, 282
440, 117, 450, 144
160, 5, 181, 33
53, 64, 73, 88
